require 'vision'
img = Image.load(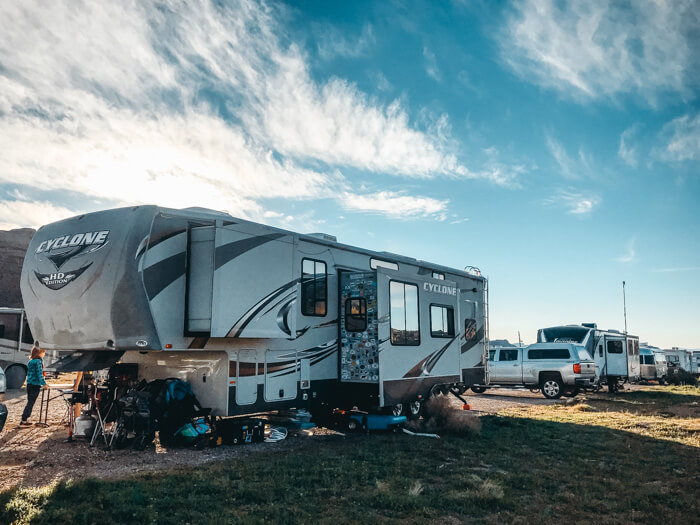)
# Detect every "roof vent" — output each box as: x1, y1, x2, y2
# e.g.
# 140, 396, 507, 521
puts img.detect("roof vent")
308, 232, 337, 242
